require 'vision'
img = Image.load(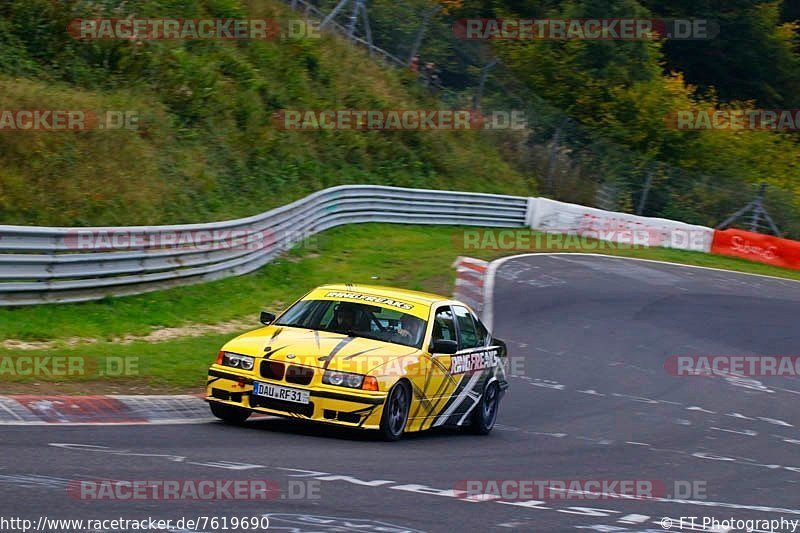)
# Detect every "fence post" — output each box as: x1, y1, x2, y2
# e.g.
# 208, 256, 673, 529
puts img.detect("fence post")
321, 0, 350, 28
472, 58, 497, 110
717, 182, 781, 236
407, 5, 440, 65
636, 167, 655, 215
